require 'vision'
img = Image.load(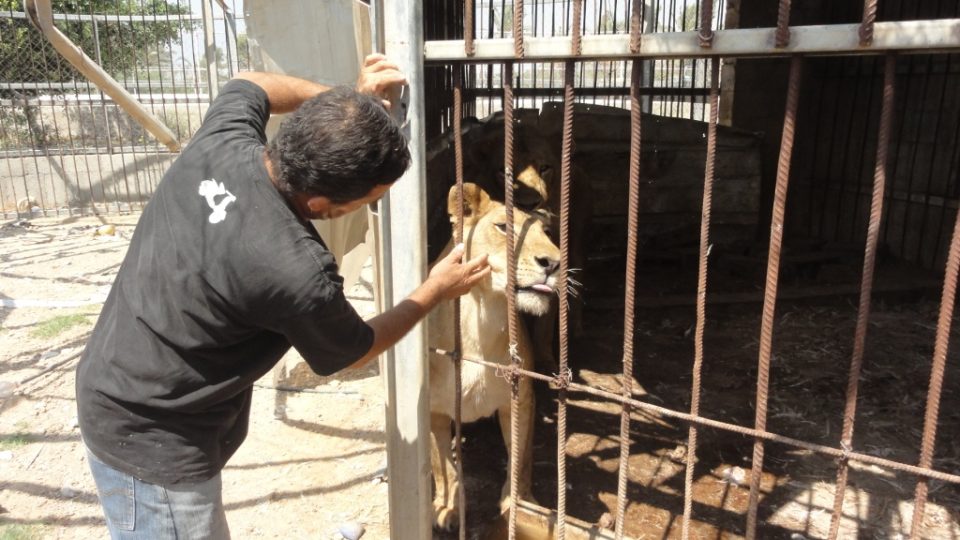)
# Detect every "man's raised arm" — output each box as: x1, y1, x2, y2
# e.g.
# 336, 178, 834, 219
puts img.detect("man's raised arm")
234, 54, 407, 115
